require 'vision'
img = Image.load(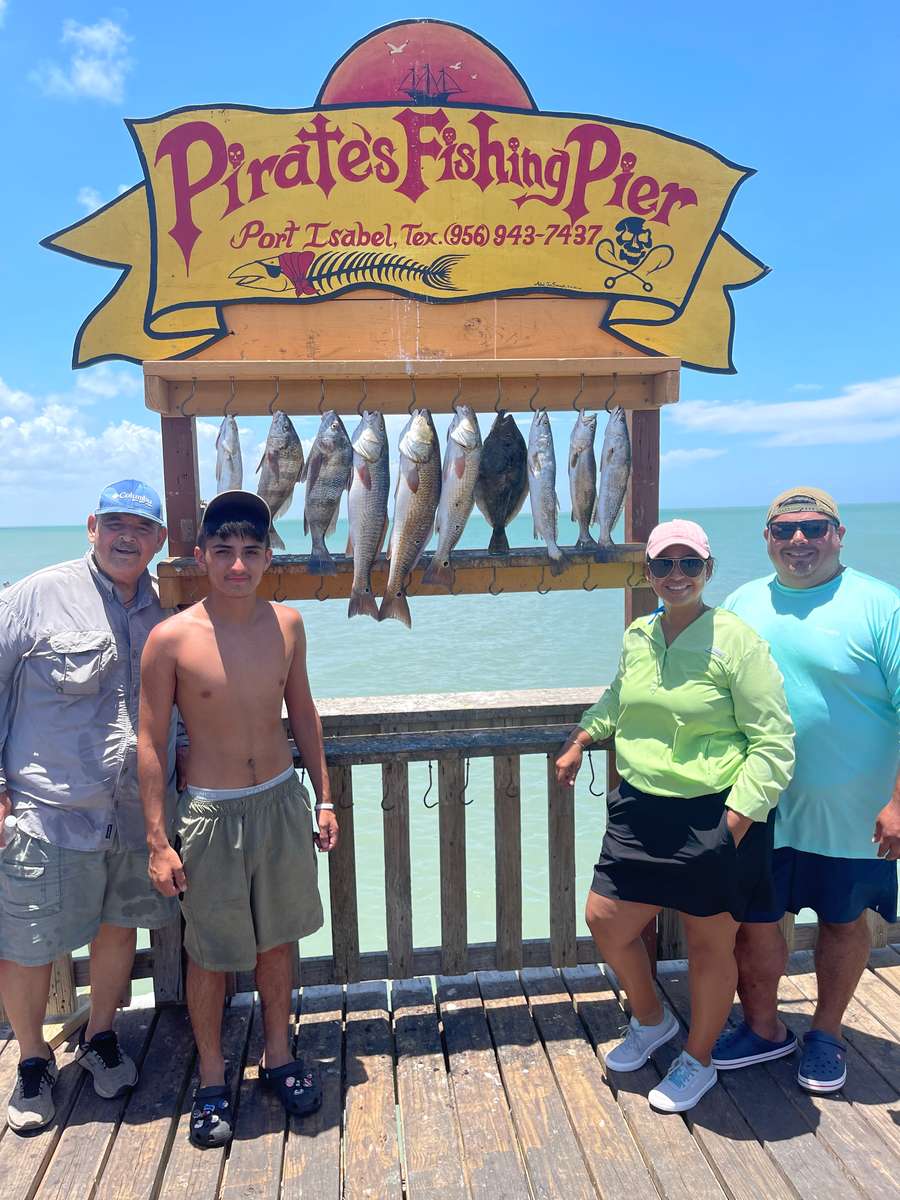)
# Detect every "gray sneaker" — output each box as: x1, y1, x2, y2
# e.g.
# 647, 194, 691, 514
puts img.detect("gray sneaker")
605, 1007, 679, 1071
7, 1054, 59, 1132
76, 1030, 138, 1099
